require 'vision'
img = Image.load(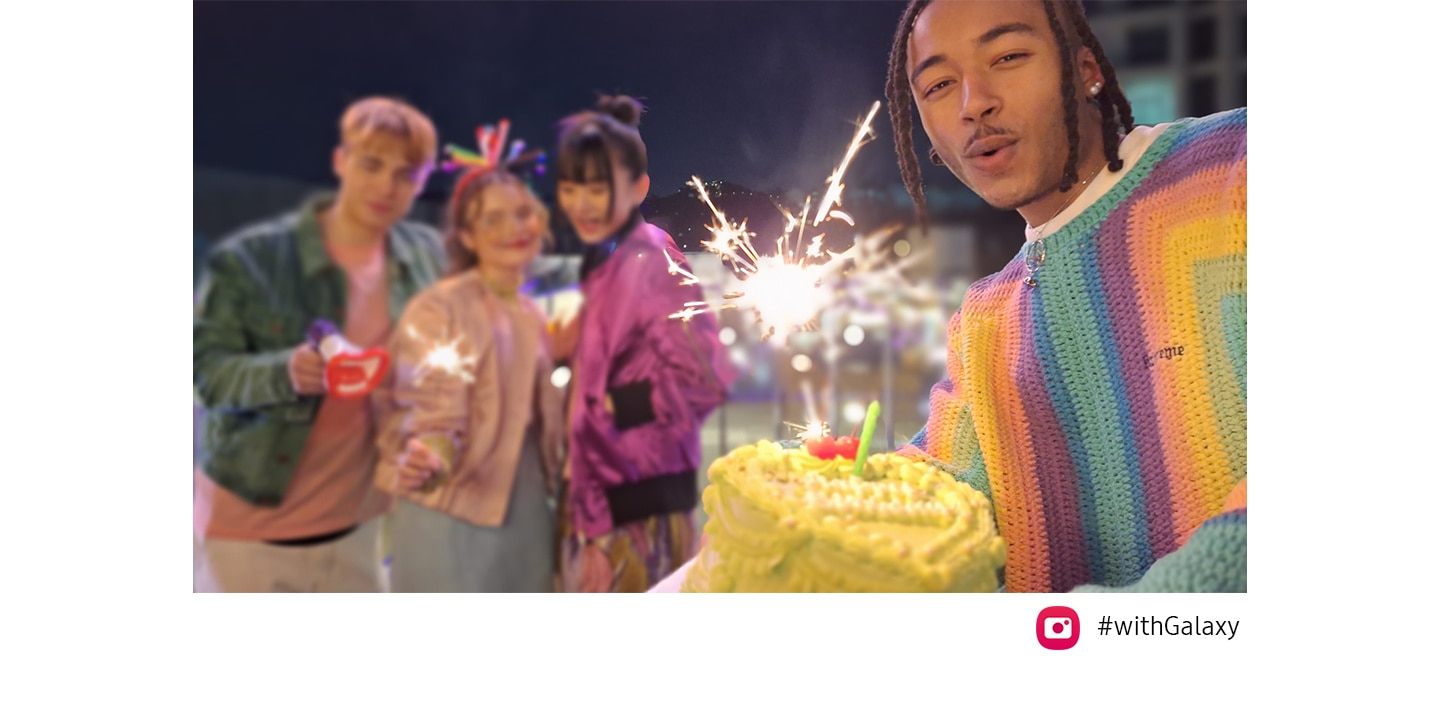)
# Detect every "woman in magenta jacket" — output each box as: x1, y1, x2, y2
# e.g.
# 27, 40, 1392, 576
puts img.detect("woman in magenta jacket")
550, 95, 736, 593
